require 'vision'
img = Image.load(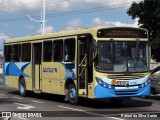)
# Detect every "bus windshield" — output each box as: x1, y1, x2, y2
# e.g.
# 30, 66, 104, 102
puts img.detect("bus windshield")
95, 41, 149, 73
